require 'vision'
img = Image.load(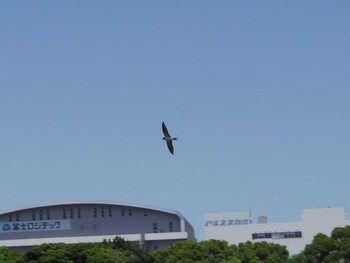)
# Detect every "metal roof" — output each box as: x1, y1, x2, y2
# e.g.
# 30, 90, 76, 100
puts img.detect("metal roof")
0, 200, 185, 220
